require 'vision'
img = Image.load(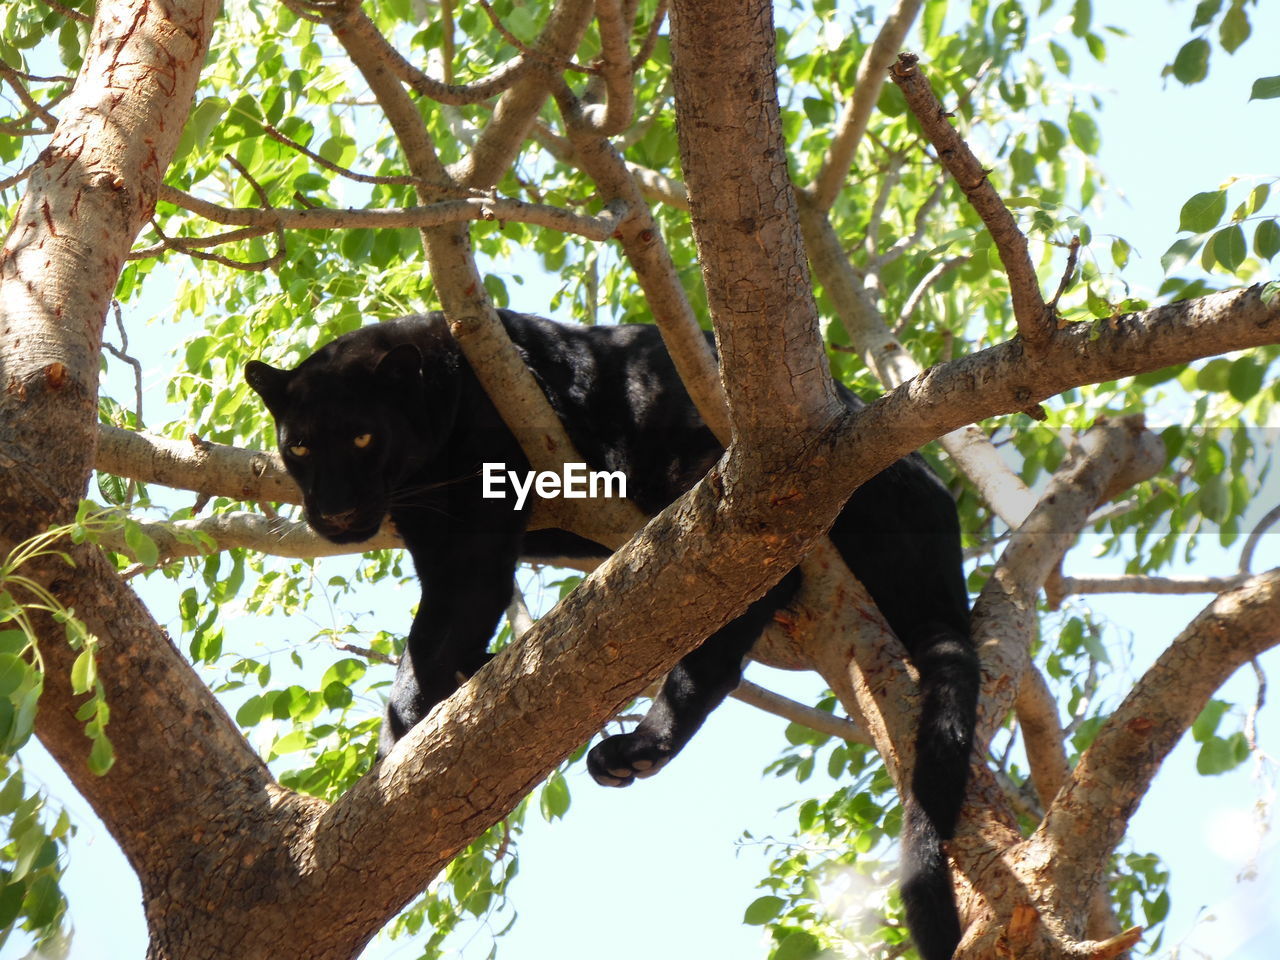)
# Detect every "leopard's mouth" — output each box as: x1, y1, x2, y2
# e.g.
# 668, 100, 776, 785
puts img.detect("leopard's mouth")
305, 506, 385, 544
